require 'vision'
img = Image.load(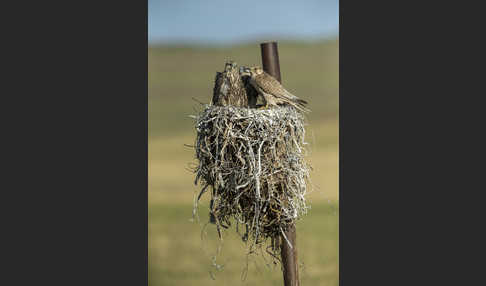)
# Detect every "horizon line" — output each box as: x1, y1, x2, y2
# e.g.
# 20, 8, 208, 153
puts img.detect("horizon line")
148, 34, 339, 47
